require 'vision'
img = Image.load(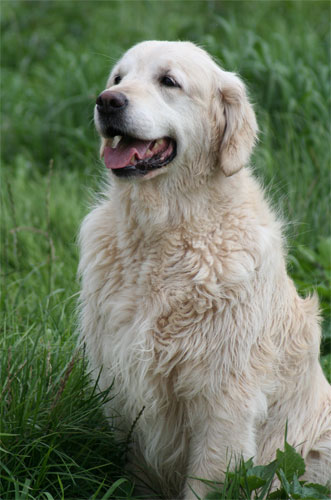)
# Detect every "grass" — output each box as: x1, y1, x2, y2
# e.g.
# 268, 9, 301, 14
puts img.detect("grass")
1, 1, 330, 498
